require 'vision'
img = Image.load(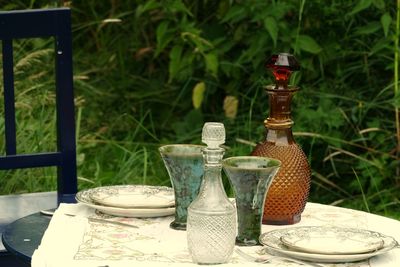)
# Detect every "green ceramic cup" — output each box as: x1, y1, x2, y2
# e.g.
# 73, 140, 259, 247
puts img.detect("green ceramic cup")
159, 144, 204, 230
223, 156, 281, 246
